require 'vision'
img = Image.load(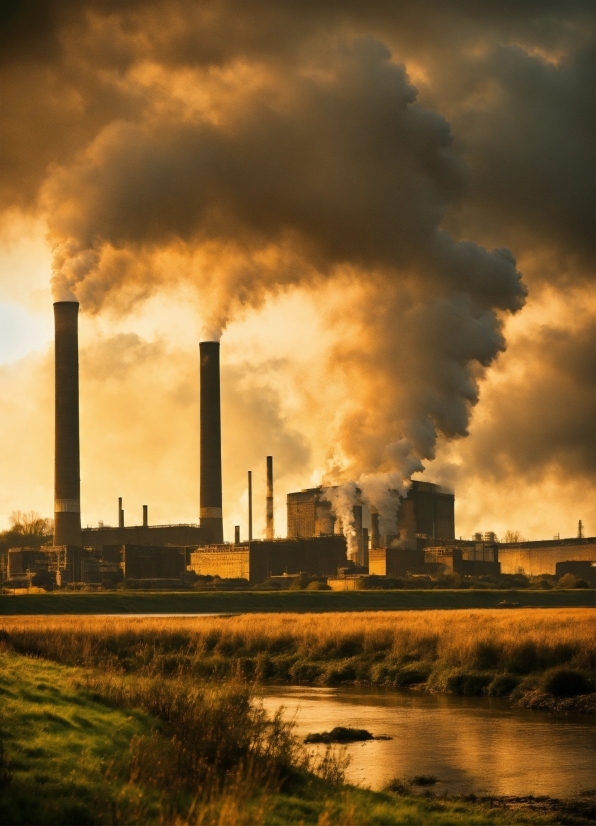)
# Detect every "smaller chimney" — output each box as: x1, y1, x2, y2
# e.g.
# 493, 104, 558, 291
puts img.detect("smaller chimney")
362, 527, 369, 569
248, 470, 253, 541
143, 505, 148, 527
353, 505, 363, 564
118, 498, 124, 528
235, 525, 240, 544
266, 456, 274, 540
370, 507, 380, 549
